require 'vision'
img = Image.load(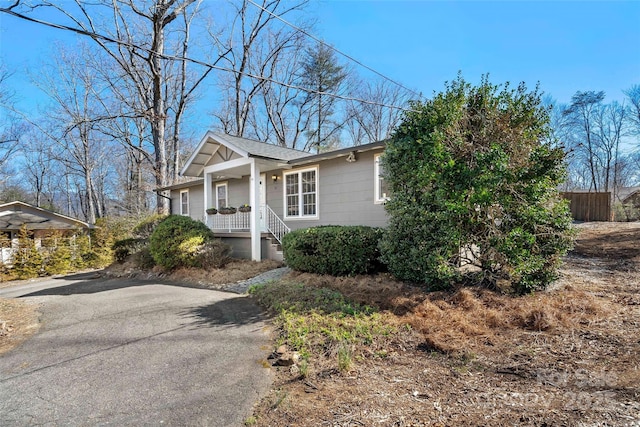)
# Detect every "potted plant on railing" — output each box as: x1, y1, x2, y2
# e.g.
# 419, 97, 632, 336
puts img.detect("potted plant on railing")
218, 206, 237, 215
206, 207, 218, 215
238, 204, 251, 213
